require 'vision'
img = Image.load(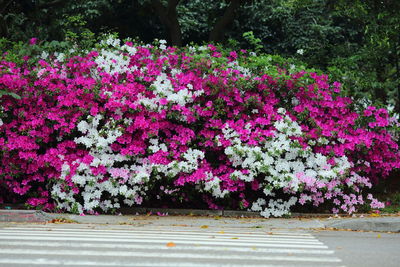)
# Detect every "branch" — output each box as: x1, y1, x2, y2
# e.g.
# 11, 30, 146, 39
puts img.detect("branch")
37, 0, 64, 9
209, 0, 242, 43
0, 0, 13, 15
